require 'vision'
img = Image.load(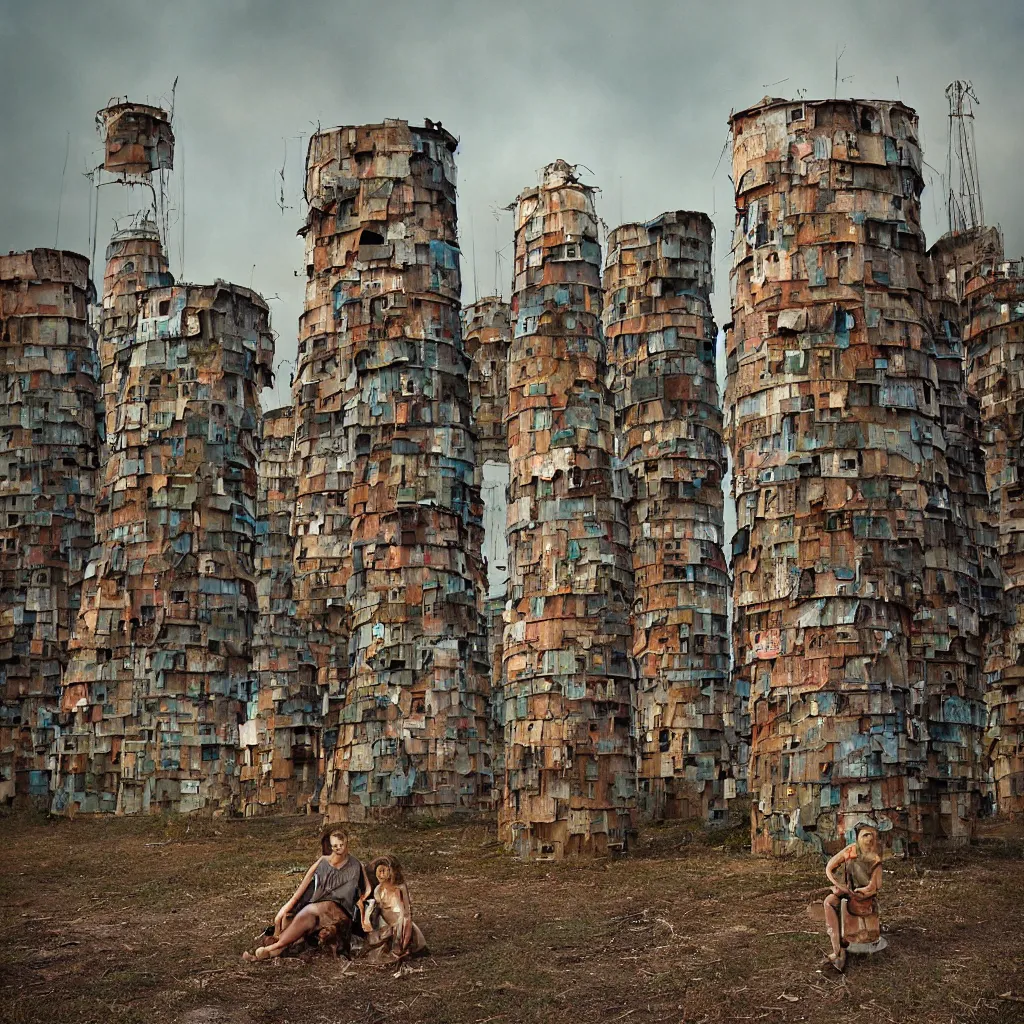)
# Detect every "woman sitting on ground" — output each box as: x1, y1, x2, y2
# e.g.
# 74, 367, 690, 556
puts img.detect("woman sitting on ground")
360, 854, 427, 963
243, 827, 371, 962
